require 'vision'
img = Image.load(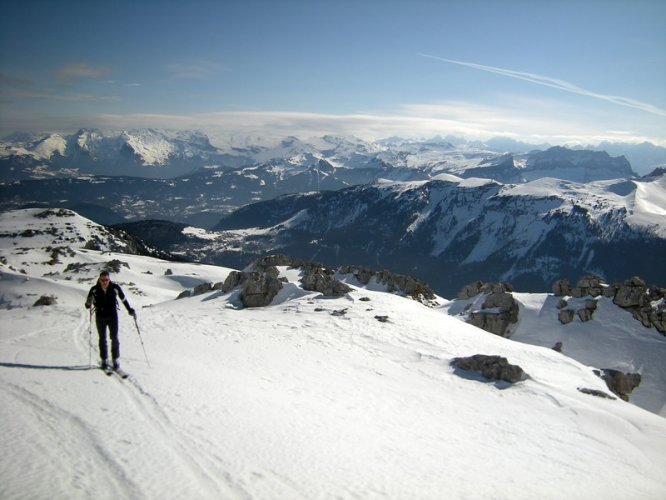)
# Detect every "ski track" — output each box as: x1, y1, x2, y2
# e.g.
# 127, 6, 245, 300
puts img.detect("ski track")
115, 373, 251, 499
0, 381, 140, 499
